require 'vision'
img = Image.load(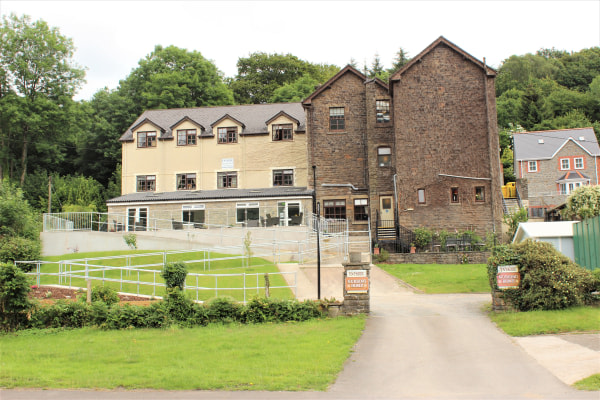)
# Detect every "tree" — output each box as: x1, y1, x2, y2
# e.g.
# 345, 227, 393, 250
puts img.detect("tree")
369, 53, 385, 79
270, 76, 320, 103
562, 185, 600, 220
231, 52, 310, 104
0, 14, 85, 184
119, 45, 234, 113
389, 47, 410, 72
